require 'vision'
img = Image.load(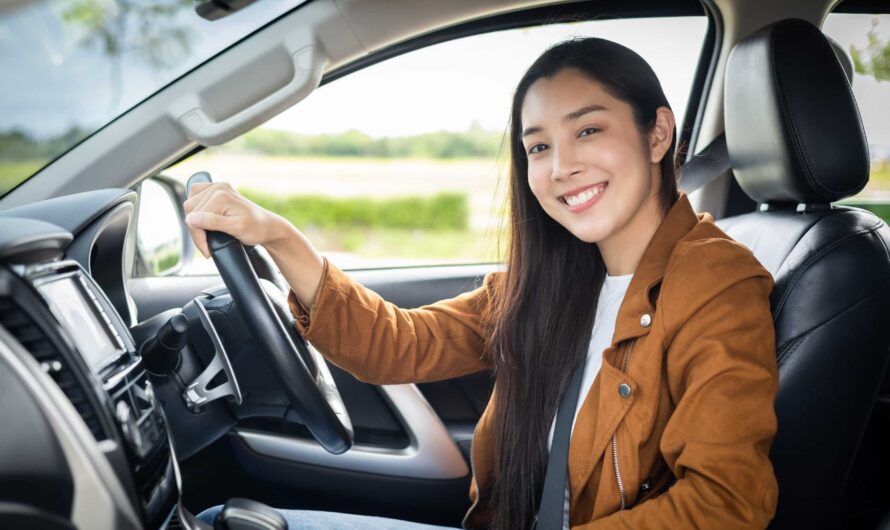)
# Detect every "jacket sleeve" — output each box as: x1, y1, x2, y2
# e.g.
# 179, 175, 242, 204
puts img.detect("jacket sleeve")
286, 256, 499, 385
584, 240, 780, 530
